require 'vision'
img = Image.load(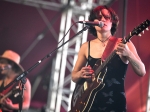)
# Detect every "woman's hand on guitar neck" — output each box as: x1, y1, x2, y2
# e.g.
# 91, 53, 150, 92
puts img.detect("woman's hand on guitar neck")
116, 40, 131, 57
80, 65, 94, 79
